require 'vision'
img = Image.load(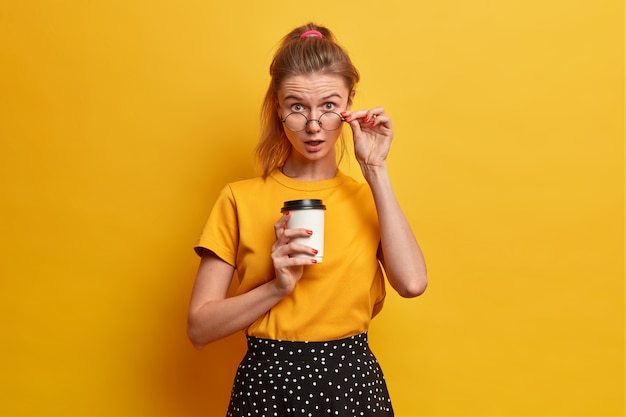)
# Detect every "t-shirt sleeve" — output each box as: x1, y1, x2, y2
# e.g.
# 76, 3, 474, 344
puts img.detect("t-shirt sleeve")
194, 184, 239, 266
